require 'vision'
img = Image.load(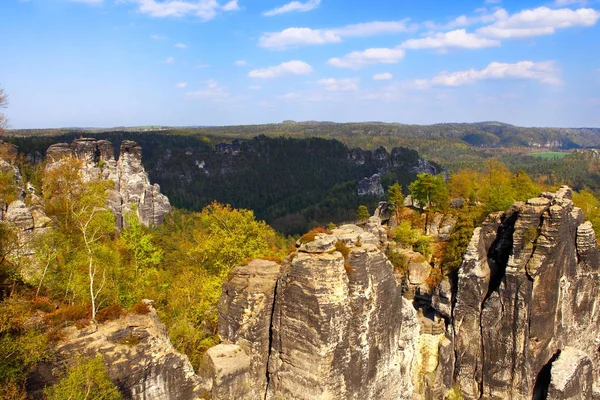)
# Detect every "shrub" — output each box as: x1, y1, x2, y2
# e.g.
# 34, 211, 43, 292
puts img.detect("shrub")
30, 297, 54, 313
96, 304, 124, 323
299, 227, 332, 244
44, 356, 121, 400
335, 241, 354, 273
131, 301, 151, 315
45, 304, 90, 328
387, 250, 409, 275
